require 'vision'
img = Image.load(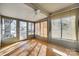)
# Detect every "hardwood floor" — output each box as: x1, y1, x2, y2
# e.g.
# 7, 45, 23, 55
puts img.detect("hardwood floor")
0, 39, 79, 56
